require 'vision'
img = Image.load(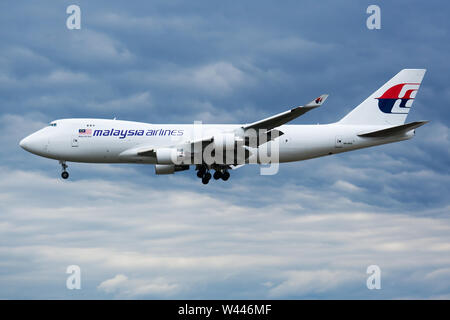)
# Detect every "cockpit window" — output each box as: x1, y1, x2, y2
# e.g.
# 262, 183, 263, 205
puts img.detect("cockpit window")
49, 122, 57, 127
